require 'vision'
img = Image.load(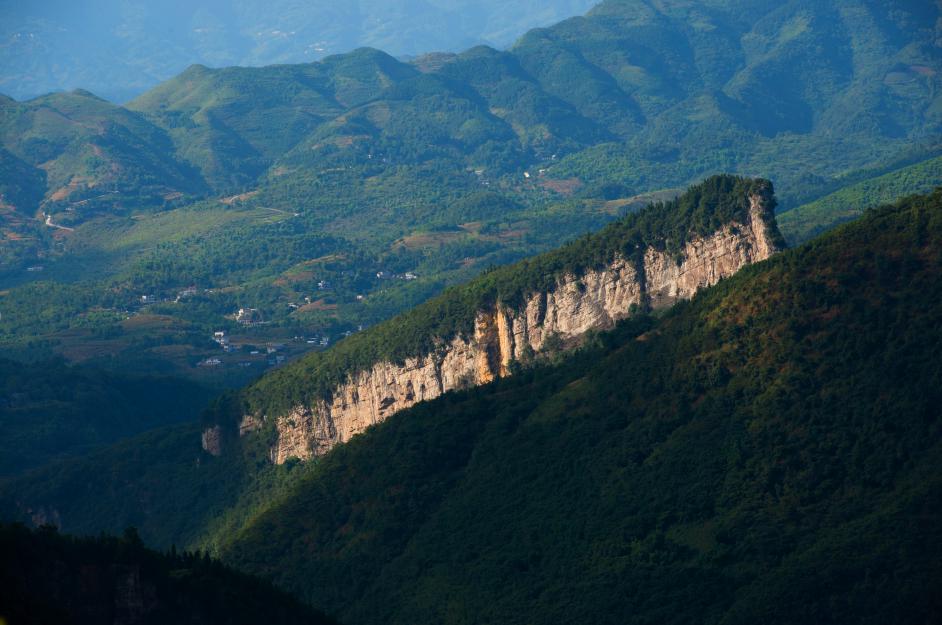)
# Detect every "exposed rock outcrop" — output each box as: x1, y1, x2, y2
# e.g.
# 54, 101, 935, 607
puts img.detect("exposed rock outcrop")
206, 187, 782, 463
201, 425, 223, 457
